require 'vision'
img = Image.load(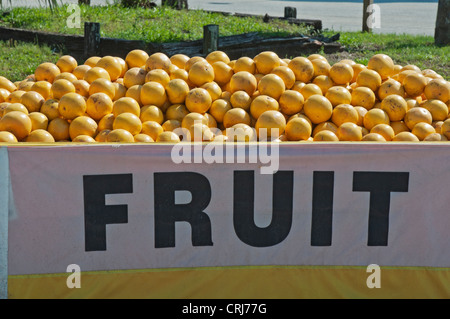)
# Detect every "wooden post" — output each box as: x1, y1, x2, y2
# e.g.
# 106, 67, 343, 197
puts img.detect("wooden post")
284, 7, 297, 19
84, 22, 100, 59
435, 0, 449, 46
203, 24, 219, 55
362, 0, 373, 32
78, 0, 91, 5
